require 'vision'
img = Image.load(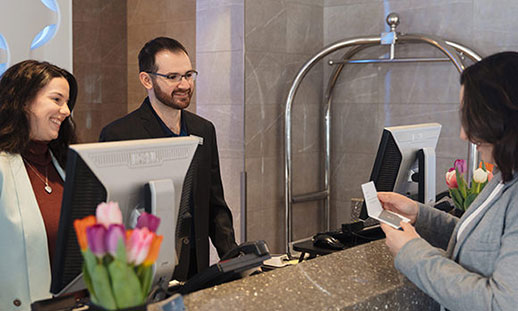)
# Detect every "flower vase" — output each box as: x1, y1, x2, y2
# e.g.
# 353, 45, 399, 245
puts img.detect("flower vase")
449, 207, 464, 218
